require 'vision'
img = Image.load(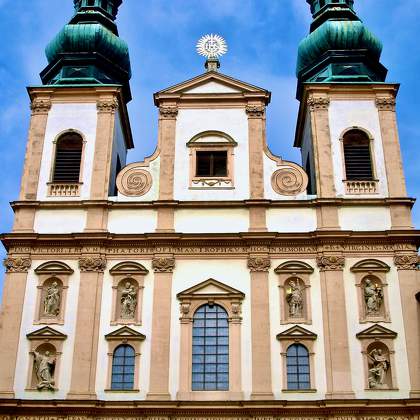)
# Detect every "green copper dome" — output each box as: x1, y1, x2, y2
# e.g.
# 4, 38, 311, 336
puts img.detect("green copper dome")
40, 0, 132, 102
296, 0, 387, 98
